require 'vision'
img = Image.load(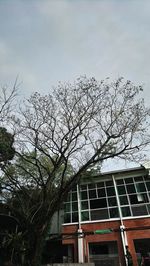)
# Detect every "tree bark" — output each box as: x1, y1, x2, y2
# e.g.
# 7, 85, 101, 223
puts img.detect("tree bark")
29, 220, 50, 266
30, 234, 45, 266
